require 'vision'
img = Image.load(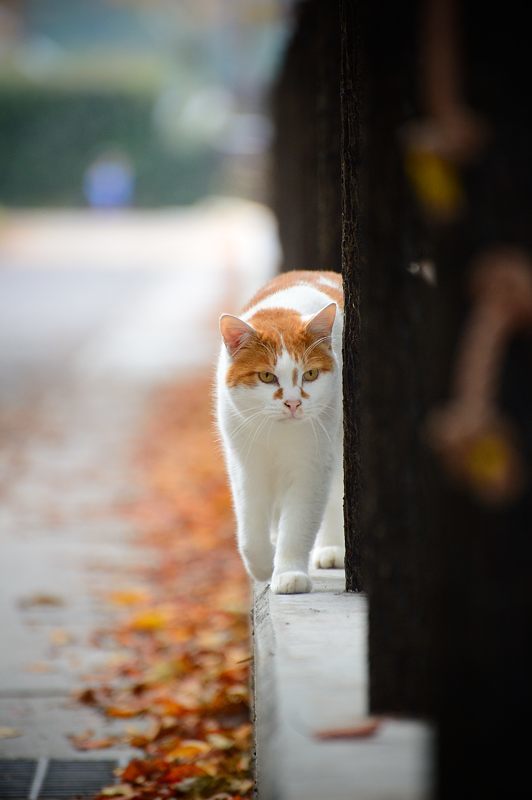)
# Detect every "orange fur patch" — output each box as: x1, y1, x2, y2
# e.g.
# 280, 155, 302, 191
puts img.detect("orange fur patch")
226, 304, 335, 389
242, 270, 343, 313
